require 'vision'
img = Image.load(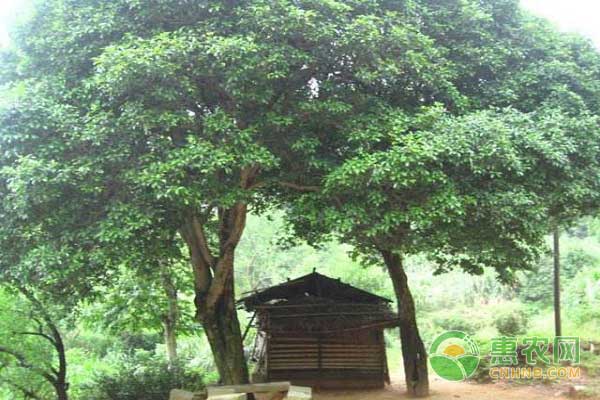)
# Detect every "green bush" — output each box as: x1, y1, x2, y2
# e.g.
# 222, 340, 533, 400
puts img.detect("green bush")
432, 313, 480, 334
581, 351, 600, 377
81, 351, 205, 400
494, 310, 529, 336
469, 354, 492, 383
66, 330, 116, 358
118, 331, 162, 353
